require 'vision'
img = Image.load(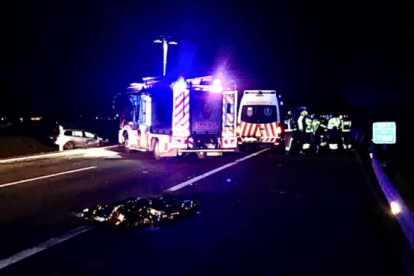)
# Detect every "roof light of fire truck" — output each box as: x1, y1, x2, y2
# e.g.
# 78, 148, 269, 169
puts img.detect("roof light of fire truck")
210, 79, 223, 93
173, 78, 187, 93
